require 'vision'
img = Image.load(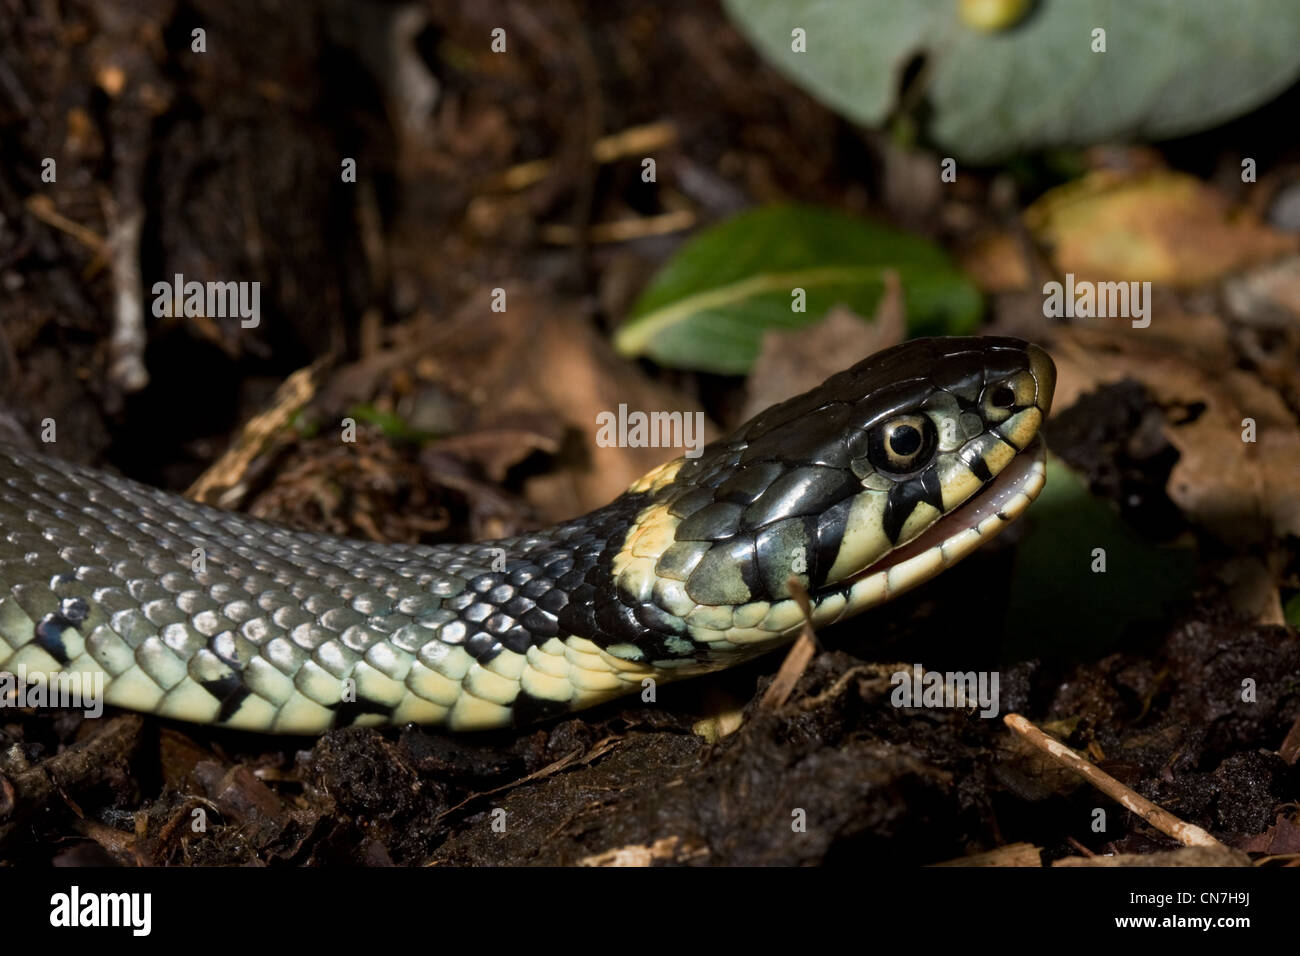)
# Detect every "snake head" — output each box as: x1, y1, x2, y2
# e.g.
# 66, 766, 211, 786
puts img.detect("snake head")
614, 336, 1055, 653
